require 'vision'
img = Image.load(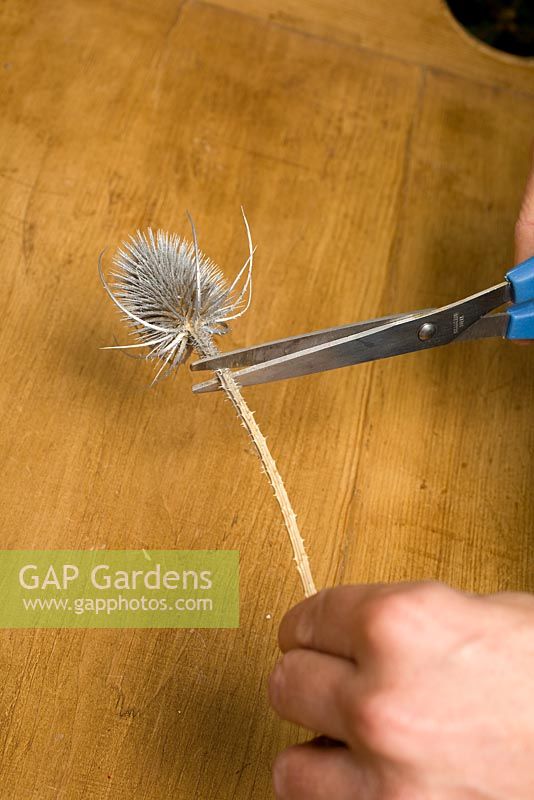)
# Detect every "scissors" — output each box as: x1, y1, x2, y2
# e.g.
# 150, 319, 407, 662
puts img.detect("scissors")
190, 255, 534, 394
